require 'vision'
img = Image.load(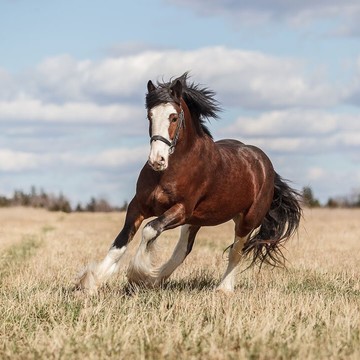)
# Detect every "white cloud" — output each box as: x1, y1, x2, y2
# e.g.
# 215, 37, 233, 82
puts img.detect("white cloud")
240, 137, 322, 154
64, 147, 148, 169
0, 149, 42, 172
340, 132, 360, 147
0, 146, 148, 173
307, 167, 326, 181
226, 109, 360, 136
224, 110, 341, 137
31, 52, 166, 103
0, 95, 142, 125
185, 48, 339, 109
10, 47, 340, 110
220, 109, 360, 155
